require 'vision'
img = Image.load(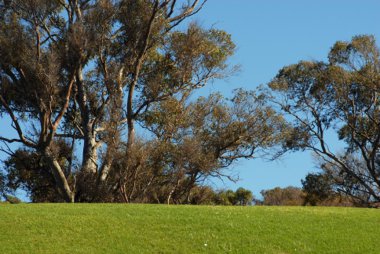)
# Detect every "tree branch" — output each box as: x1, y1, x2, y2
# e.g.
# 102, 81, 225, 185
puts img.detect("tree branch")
0, 95, 36, 148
